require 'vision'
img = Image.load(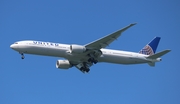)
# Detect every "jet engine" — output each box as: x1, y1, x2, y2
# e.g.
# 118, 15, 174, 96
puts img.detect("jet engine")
70, 44, 86, 54
56, 60, 72, 69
